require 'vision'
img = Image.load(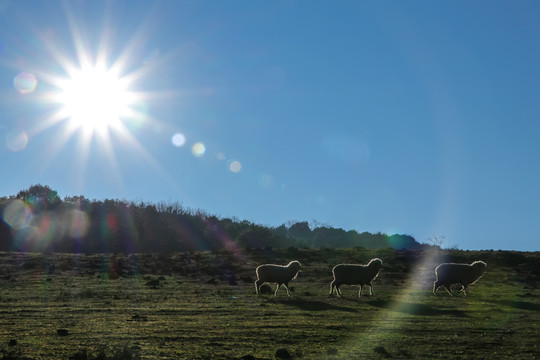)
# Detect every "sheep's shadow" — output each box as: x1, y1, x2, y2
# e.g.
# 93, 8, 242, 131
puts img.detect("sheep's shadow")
367, 299, 468, 317
279, 299, 358, 313
483, 299, 540, 312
